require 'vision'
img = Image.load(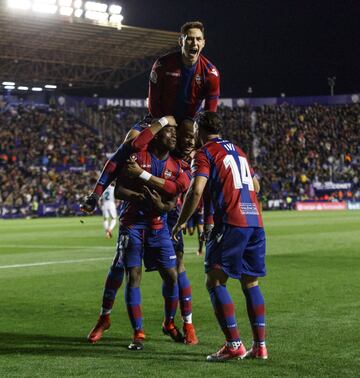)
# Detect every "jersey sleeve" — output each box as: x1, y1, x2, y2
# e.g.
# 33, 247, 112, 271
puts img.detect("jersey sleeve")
163, 168, 191, 196
93, 144, 131, 196
148, 58, 165, 118
191, 149, 211, 178
204, 67, 220, 112
131, 127, 155, 152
